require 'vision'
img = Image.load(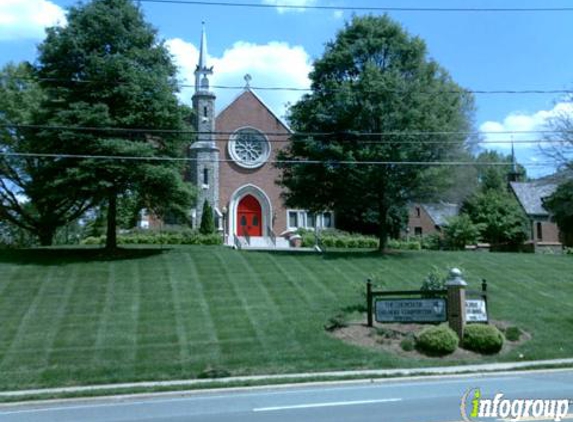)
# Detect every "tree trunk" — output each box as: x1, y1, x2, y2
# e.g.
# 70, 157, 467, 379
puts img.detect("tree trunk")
377, 199, 389, 252
105, 191, 118, 251
37, 226, 55, 246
